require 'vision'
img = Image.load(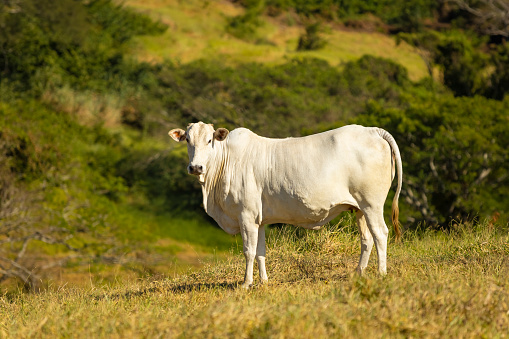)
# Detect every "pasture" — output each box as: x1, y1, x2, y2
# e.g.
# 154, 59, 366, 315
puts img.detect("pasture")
2, 1, 509, 337
2, 219, 508, 338
124, 0, 428, 81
